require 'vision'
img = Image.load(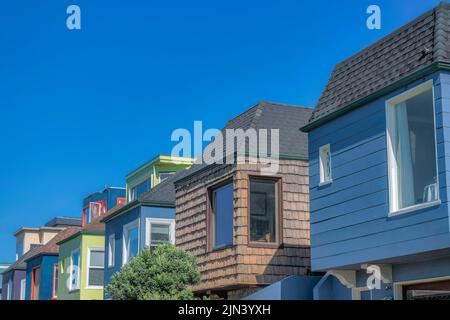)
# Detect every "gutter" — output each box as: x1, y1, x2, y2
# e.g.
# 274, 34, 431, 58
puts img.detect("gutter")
102, 199, 175, 223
